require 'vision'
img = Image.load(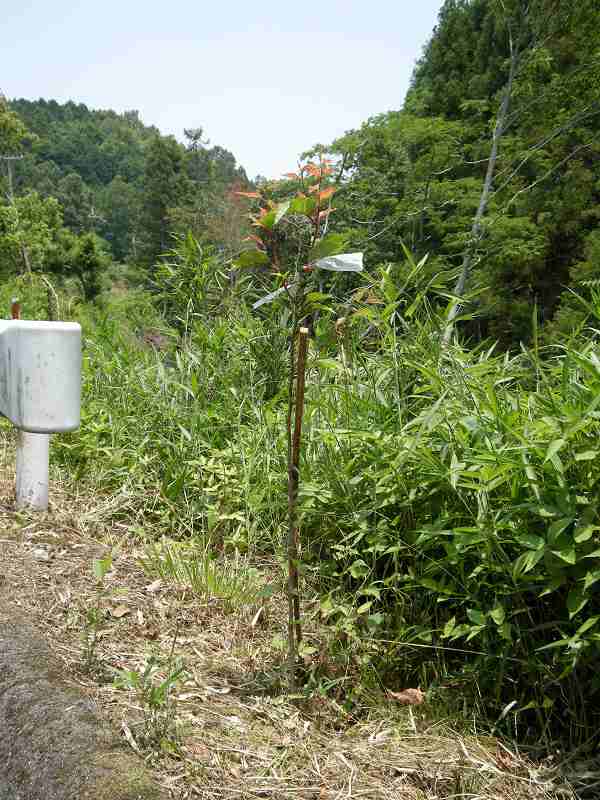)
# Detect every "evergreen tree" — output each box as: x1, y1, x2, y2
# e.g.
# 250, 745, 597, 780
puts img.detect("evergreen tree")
140, 135, 189, 268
